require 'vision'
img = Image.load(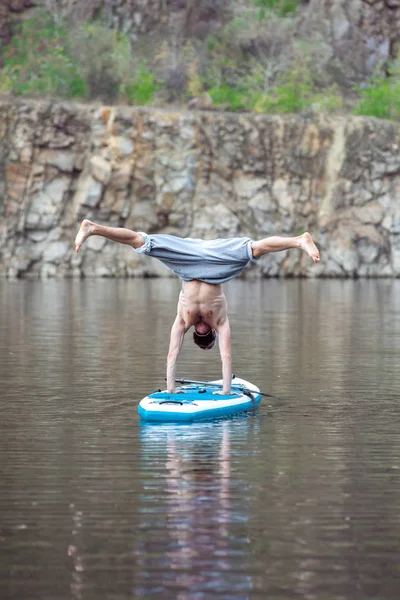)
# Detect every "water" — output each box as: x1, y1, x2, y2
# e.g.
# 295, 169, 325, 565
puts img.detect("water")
1, 278, 400, 600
